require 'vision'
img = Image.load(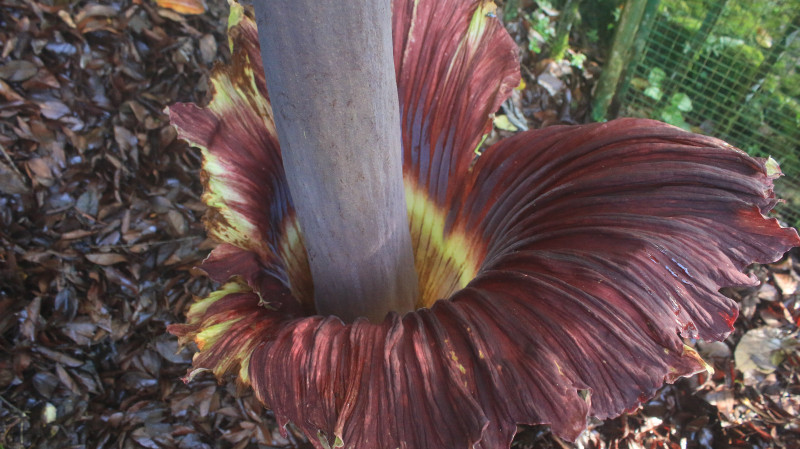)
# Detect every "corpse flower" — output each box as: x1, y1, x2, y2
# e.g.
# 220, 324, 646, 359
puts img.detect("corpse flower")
167, 1, 800, 448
